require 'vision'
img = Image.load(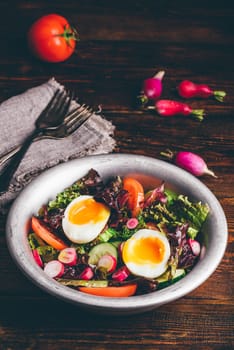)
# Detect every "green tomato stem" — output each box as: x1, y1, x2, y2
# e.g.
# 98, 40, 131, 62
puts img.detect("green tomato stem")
56, 24, 80, 48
